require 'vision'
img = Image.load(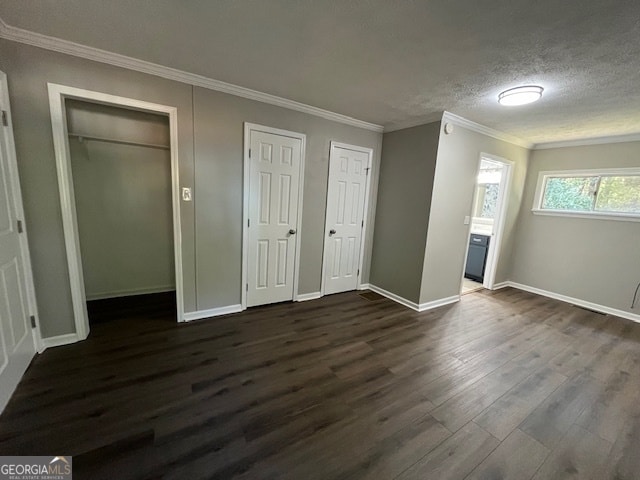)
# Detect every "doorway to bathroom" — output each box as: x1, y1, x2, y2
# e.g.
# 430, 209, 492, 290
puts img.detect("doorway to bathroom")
461, 154, 512, 295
